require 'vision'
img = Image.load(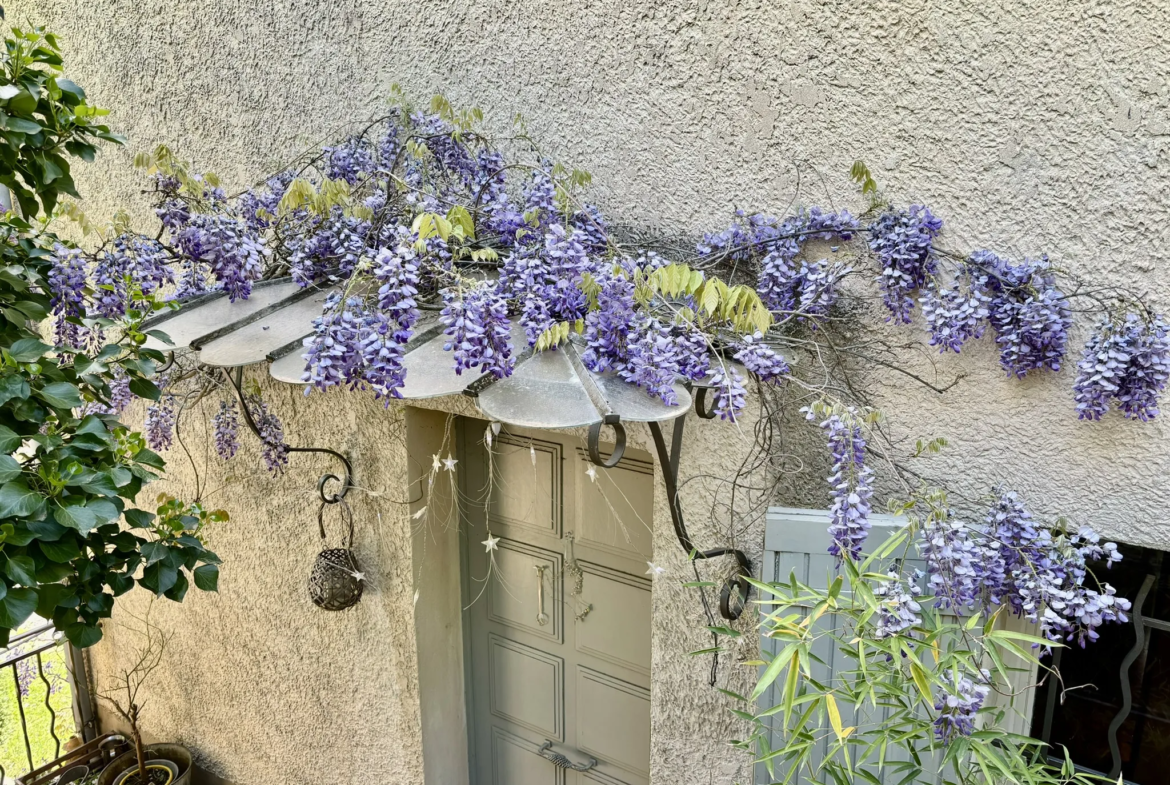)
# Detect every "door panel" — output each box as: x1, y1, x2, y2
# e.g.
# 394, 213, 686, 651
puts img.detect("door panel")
572, 450, 654, 560
489, 634, 564, 739
576, 667, 652, 782
574, 563, 651, 676
492, 727, 565, 785
487, 539, 563, 643
462, 421, 653, 785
